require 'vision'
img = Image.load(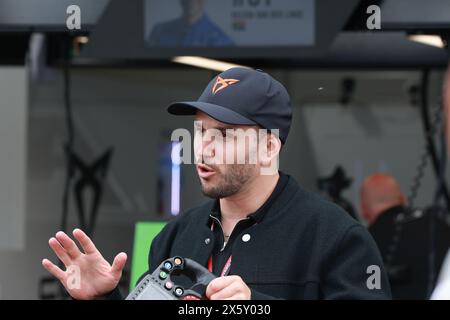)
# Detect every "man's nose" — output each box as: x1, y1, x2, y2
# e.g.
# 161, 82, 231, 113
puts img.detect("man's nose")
202, 136, 215, 158
194, 133, 215, 162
